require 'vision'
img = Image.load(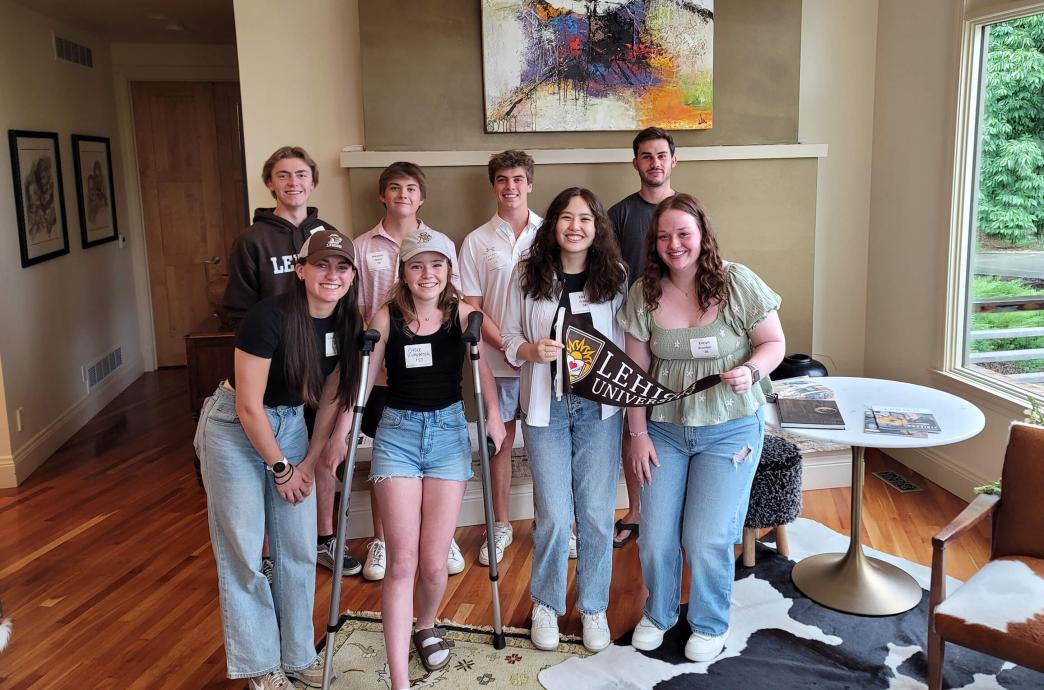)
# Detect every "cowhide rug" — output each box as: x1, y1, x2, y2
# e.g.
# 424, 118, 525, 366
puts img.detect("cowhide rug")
539, 518, 1040, 690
